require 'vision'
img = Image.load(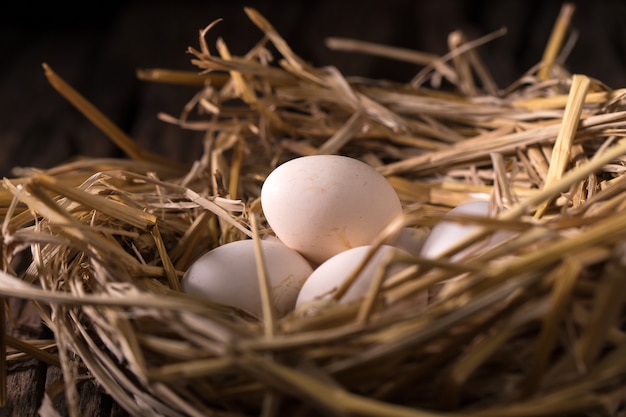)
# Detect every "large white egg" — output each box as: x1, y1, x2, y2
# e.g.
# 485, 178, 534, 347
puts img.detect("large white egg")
182, 239, 313, 317
420, 201, 497, 260
295, 245, 415, 307
261, 155, 402, 265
